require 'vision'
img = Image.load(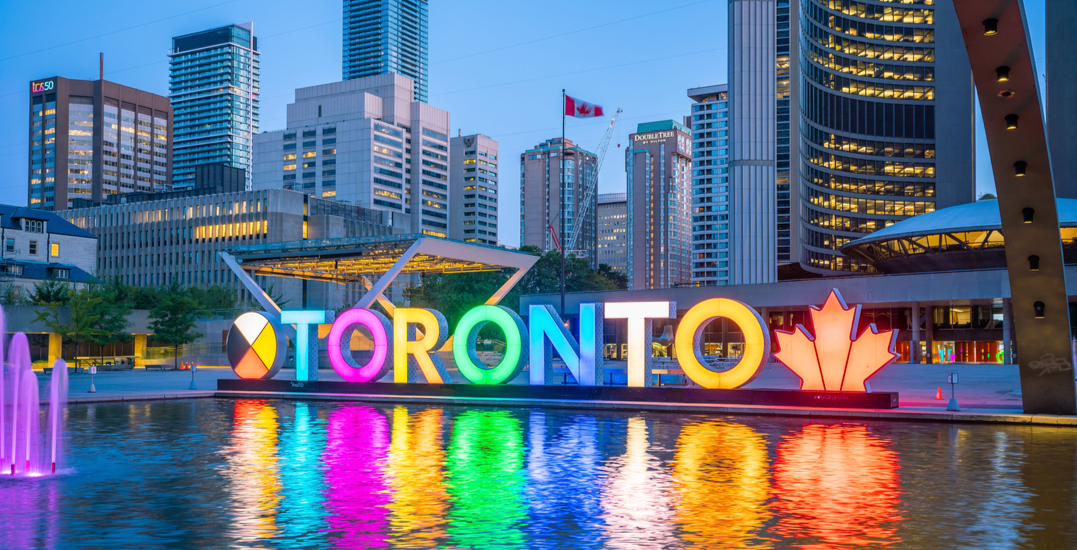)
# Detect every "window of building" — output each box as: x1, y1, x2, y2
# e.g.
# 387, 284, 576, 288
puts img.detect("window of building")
53, 268, 69, 280
51, 243, 59, 257
4, 239, 12, 253
24, 219, 44, 233
29, 241, 37, 255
